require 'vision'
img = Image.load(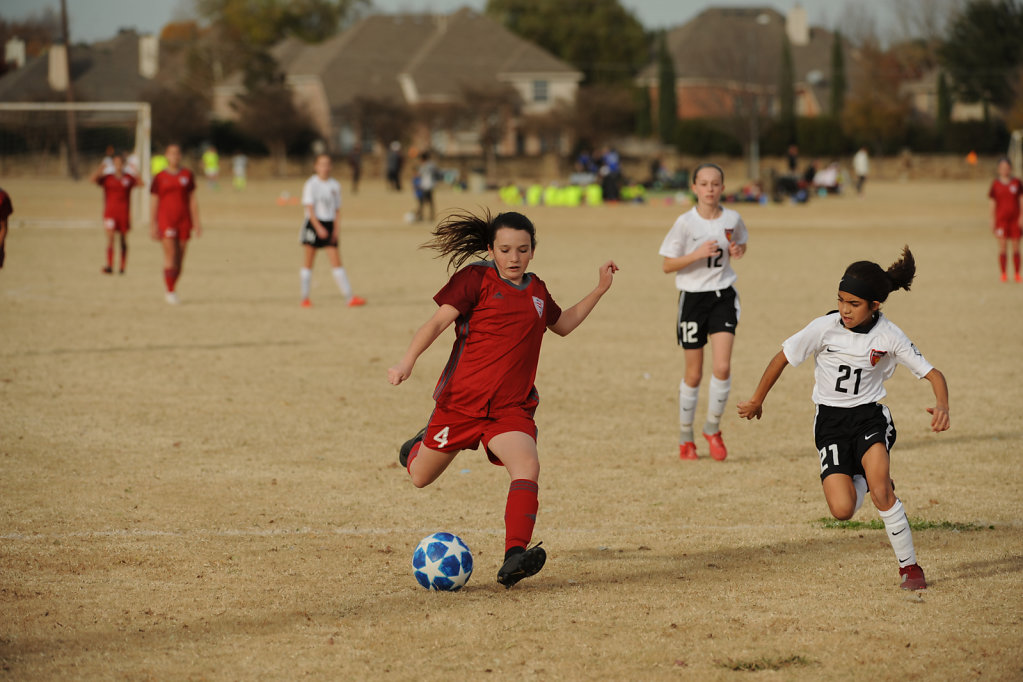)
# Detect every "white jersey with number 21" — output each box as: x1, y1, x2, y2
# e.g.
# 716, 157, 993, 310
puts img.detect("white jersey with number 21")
782, 312, 934, 408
